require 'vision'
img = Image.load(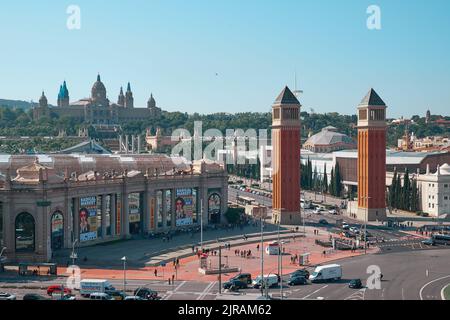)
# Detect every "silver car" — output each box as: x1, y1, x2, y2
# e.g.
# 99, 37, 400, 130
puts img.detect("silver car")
0, 292, 16, 300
